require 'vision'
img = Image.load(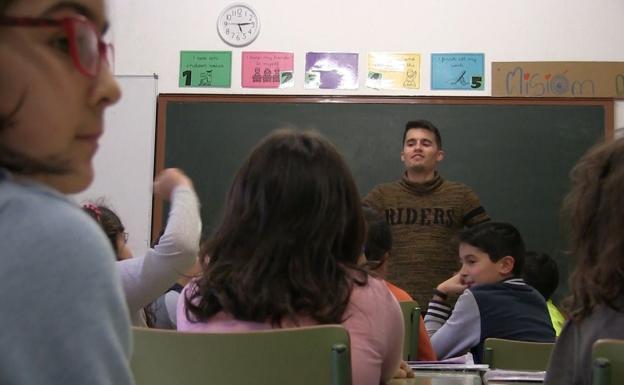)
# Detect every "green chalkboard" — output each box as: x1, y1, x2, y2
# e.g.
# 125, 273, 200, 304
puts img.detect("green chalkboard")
155, 95, 612, 299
